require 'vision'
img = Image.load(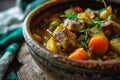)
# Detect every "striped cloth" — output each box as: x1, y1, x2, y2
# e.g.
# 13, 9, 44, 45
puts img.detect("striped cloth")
0, 0, 48, 80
